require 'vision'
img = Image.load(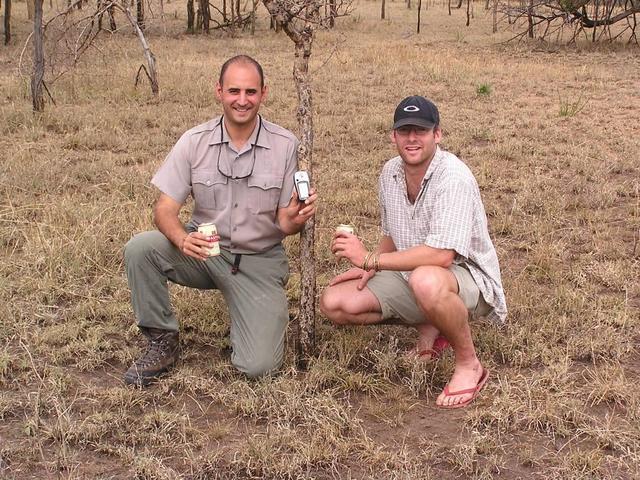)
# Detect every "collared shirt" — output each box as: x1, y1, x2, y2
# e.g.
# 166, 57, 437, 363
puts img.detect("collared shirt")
379, 147, 507, 323
152, 116, 299, 253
